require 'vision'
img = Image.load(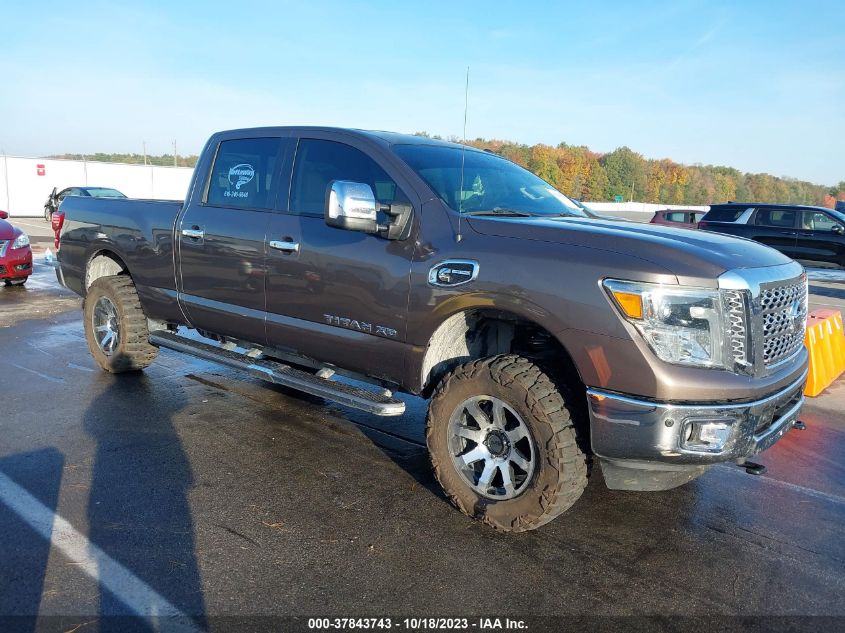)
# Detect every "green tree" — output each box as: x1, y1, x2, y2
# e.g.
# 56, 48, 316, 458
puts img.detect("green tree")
601, 147, 647, 201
